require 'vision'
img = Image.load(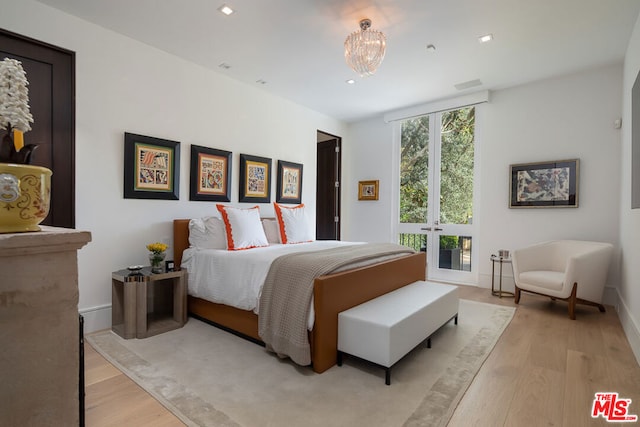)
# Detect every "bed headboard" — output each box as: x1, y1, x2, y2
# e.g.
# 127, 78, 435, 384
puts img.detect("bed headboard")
173, 219, 191, 268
